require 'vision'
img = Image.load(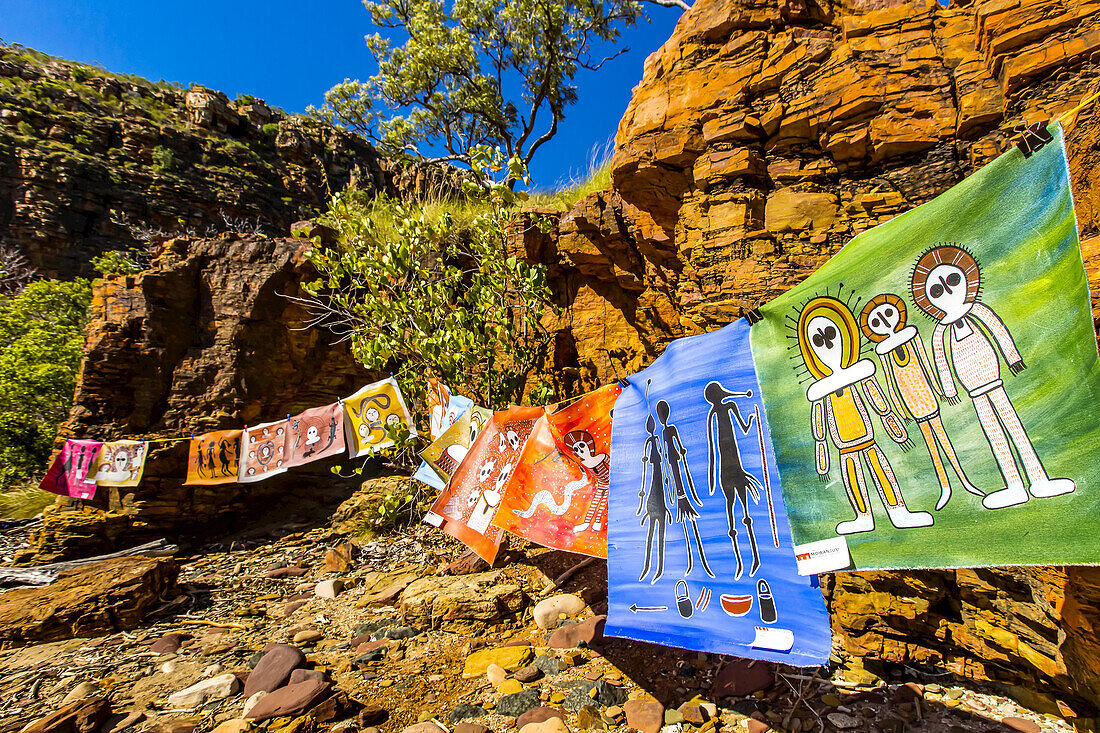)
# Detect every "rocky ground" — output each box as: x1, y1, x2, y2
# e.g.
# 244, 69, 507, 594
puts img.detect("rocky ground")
0, 500, 1078, 733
